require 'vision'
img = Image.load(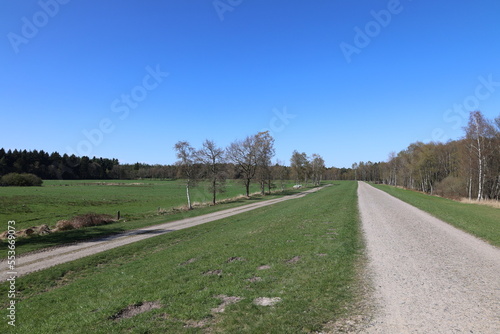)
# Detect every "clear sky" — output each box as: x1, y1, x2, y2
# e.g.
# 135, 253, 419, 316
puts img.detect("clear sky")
1, 0, 500, 168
